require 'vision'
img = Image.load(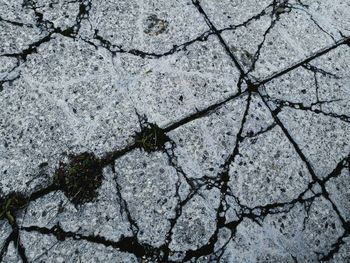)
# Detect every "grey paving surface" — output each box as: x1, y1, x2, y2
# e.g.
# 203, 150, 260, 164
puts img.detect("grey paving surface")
0, 0, 350, 262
